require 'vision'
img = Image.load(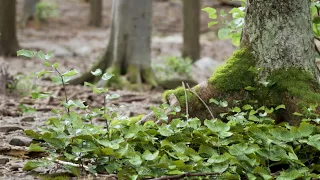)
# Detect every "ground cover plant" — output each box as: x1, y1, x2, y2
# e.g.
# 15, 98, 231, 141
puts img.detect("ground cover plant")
17, 50, 320, 179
